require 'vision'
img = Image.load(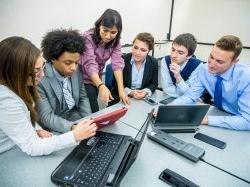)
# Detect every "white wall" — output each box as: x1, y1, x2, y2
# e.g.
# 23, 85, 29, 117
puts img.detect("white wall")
0, 0, 249, 64
0, 0, 171, 47
171, 0, 250, 47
